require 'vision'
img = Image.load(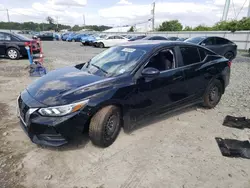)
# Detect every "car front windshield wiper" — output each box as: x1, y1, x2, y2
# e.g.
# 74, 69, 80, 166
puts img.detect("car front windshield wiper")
91, 63, 108, 74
